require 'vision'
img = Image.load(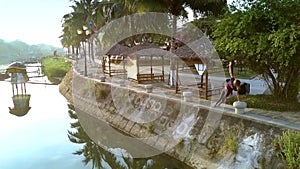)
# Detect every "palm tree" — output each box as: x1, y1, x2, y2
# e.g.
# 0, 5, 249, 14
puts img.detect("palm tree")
61, 0, 226, 76
61, 0, 101, 61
